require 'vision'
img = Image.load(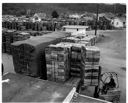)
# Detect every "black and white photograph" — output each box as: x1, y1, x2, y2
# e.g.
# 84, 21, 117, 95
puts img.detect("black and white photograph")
1, 2, 126, 103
